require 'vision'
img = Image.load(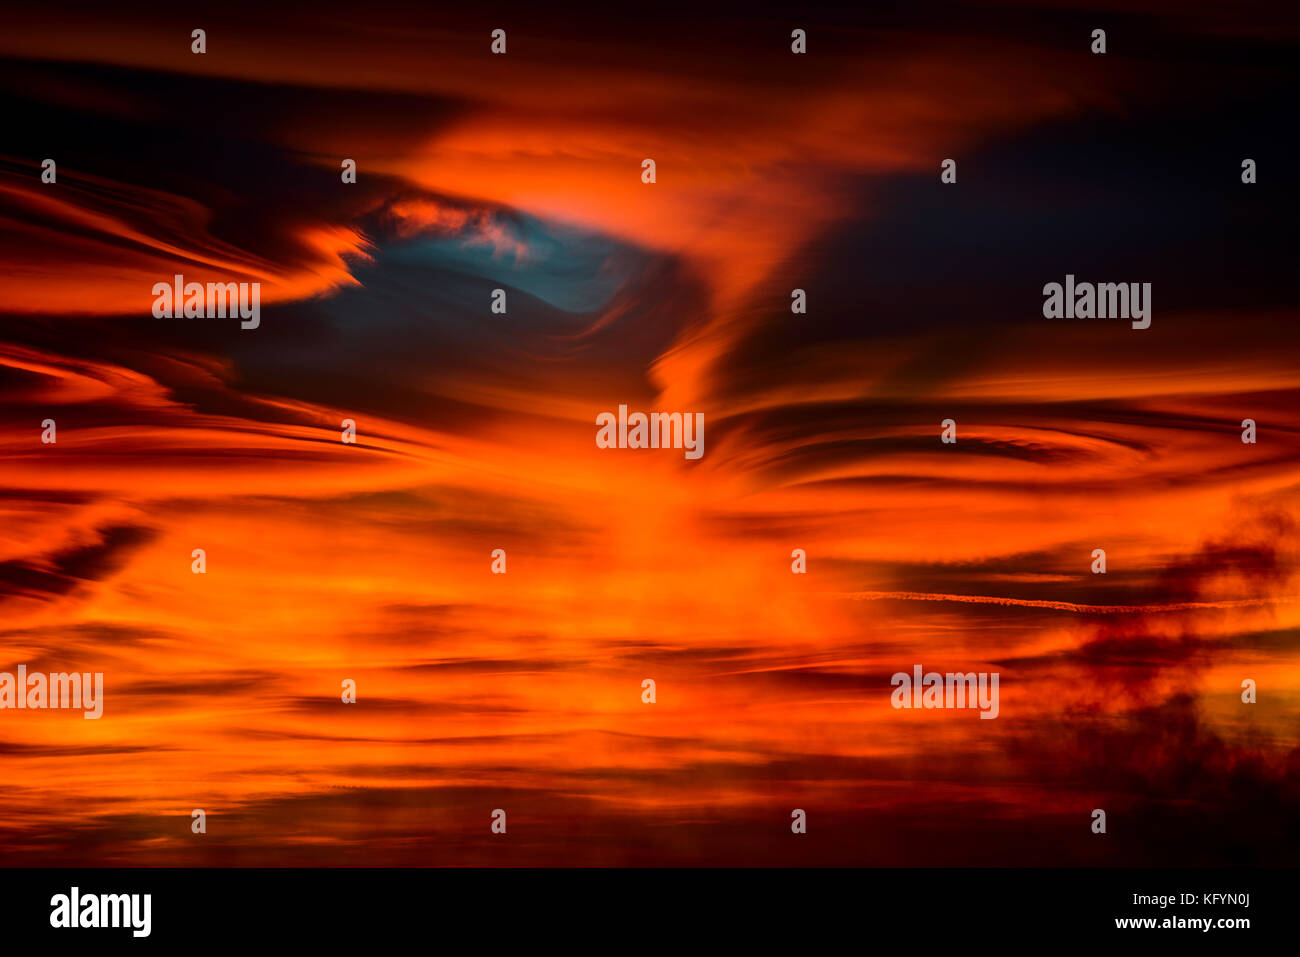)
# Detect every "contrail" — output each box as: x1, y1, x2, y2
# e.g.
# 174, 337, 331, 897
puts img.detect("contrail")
837, 591, 1295, 614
